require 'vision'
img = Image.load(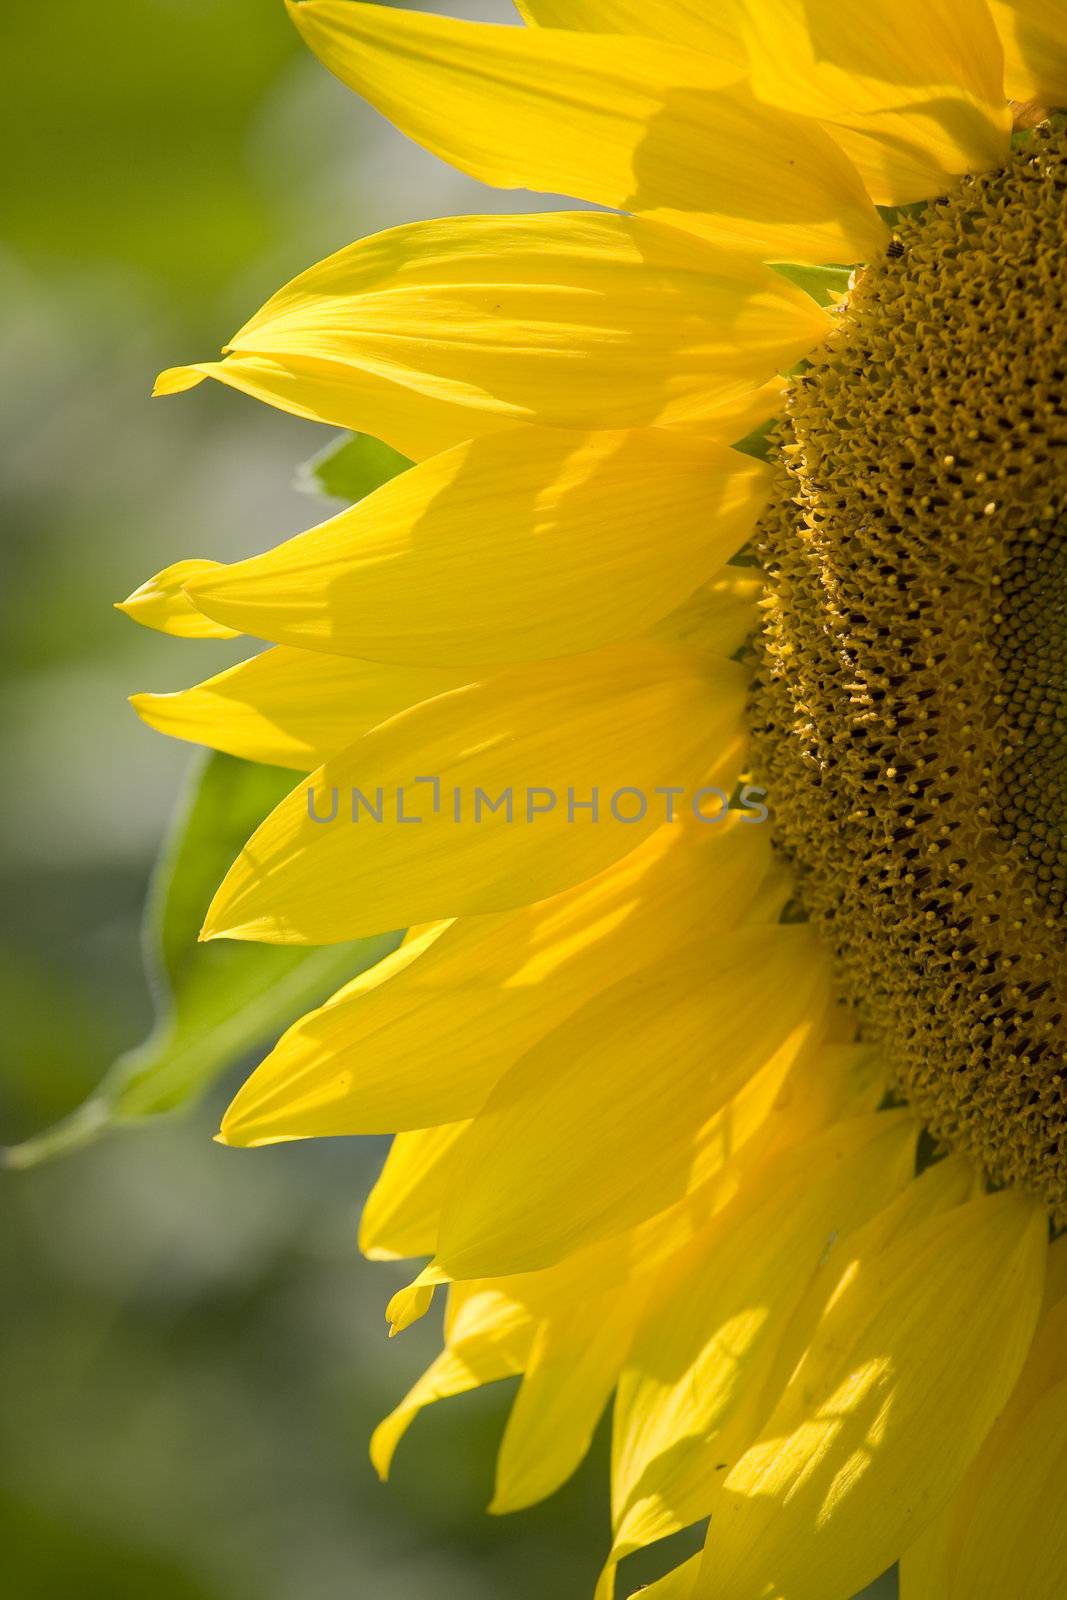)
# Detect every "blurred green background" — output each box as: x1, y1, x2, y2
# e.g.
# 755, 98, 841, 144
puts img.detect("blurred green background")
0, 3, 896, 1595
